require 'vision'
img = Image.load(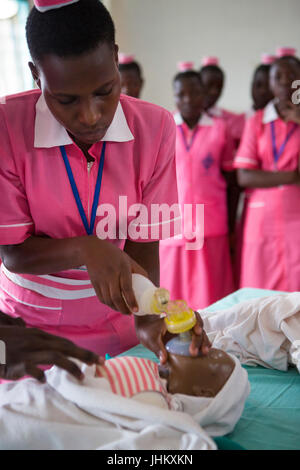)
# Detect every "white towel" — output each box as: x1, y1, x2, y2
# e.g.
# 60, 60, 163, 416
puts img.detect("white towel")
0, 363, 216, 450
200, 292, 300, 372
171, 355, 250, 436
0, 351, 250, 450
